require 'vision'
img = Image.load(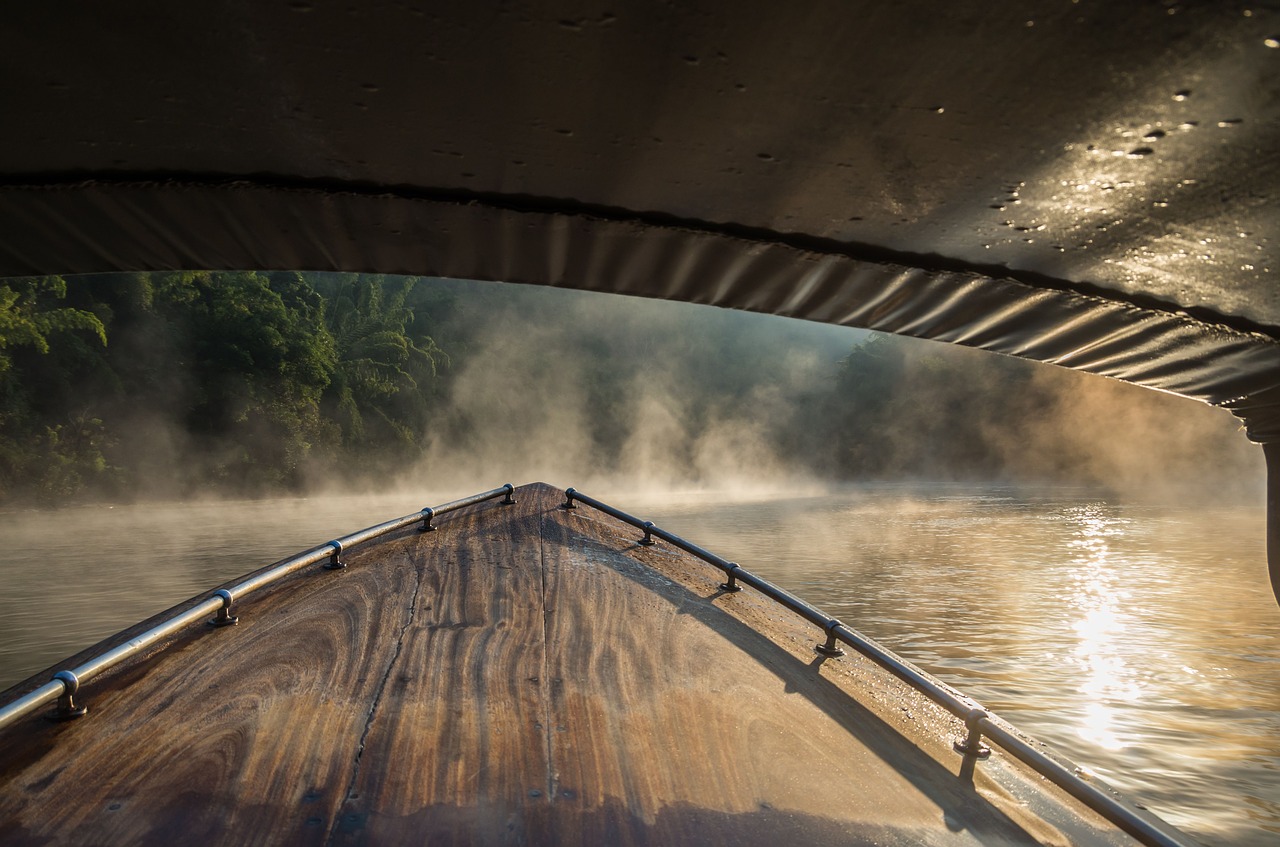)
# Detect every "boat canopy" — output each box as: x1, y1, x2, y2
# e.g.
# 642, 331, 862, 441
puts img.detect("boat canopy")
2, 2, 1279, 596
